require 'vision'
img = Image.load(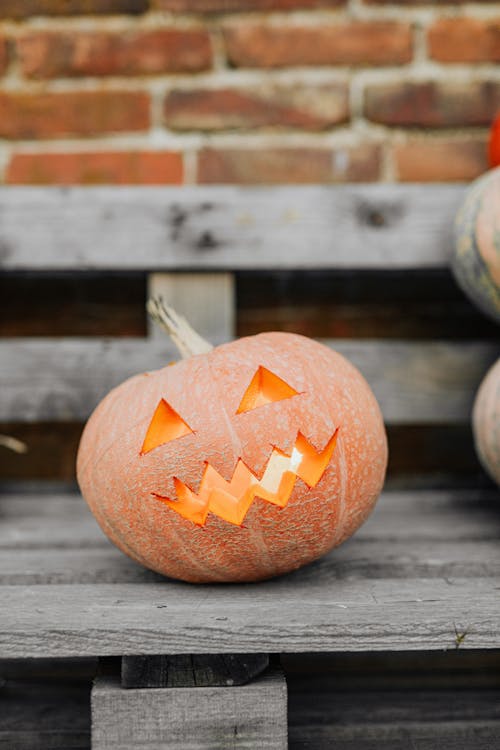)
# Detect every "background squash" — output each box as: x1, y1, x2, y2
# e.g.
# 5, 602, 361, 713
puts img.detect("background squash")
453, 167, 500, 323
473, 358, 500, 486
